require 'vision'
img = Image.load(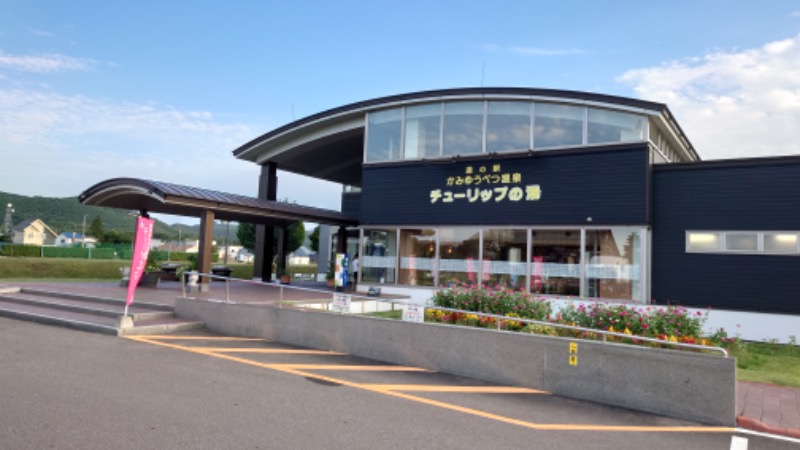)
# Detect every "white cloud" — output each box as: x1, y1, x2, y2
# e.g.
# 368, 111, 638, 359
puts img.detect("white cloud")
0, 88, 343, 214
618, 34, 800, 160
0, 51, 96, 73
29, 29, 56, 37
